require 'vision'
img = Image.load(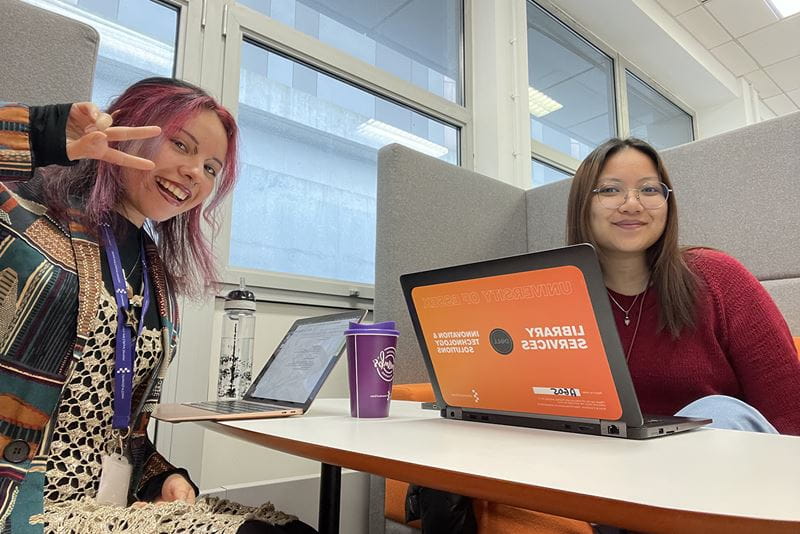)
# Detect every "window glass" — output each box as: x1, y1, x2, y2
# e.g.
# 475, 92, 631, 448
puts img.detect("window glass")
626, 71, 694, 149
24, 0, 178, 108
232, 41, 459, 284
237, 0, 463, 104
526, 1, 616, 161
531, 159, 571, 188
